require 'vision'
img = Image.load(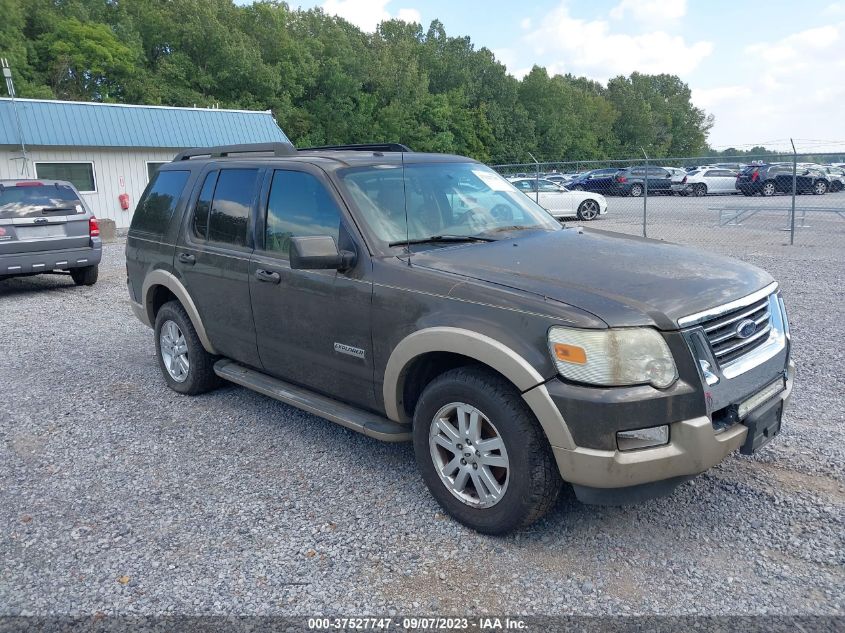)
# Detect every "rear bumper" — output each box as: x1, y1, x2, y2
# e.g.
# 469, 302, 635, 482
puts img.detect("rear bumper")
1, 243, 101, 276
